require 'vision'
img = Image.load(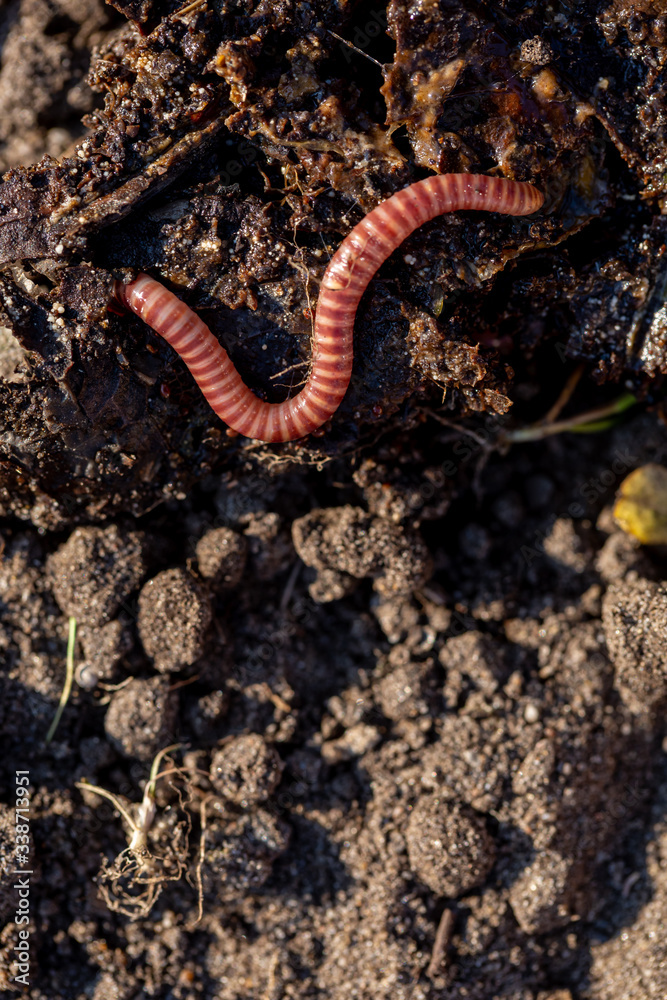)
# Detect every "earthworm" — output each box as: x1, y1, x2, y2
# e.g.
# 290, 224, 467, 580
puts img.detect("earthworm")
115, 173, 543, 442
